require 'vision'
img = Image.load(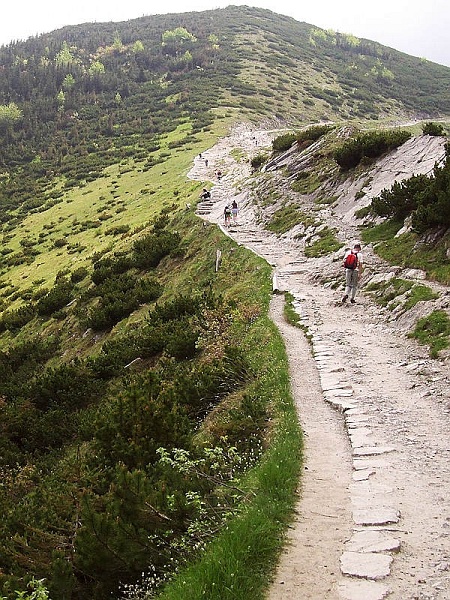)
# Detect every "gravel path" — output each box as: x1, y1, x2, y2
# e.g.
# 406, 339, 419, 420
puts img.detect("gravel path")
188, 124, 450, 600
